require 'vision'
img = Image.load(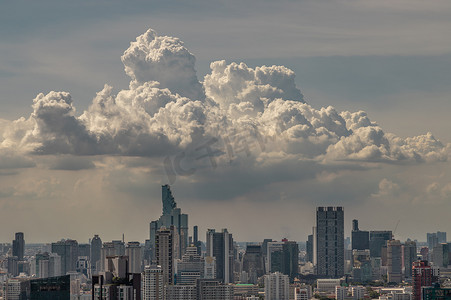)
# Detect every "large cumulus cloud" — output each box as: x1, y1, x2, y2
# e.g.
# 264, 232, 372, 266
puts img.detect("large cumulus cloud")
0, 28, 449, 171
